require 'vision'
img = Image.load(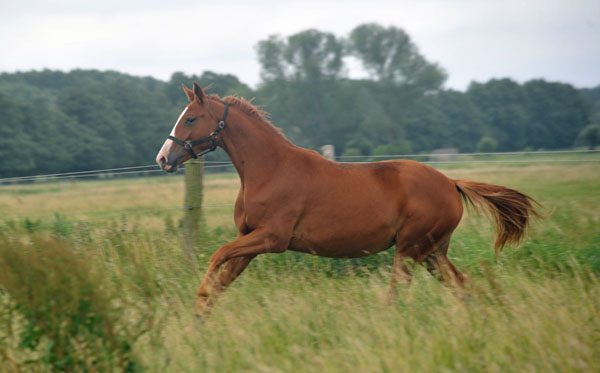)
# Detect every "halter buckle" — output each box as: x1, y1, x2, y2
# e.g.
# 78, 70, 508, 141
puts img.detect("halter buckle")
184, 142, 192, 150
